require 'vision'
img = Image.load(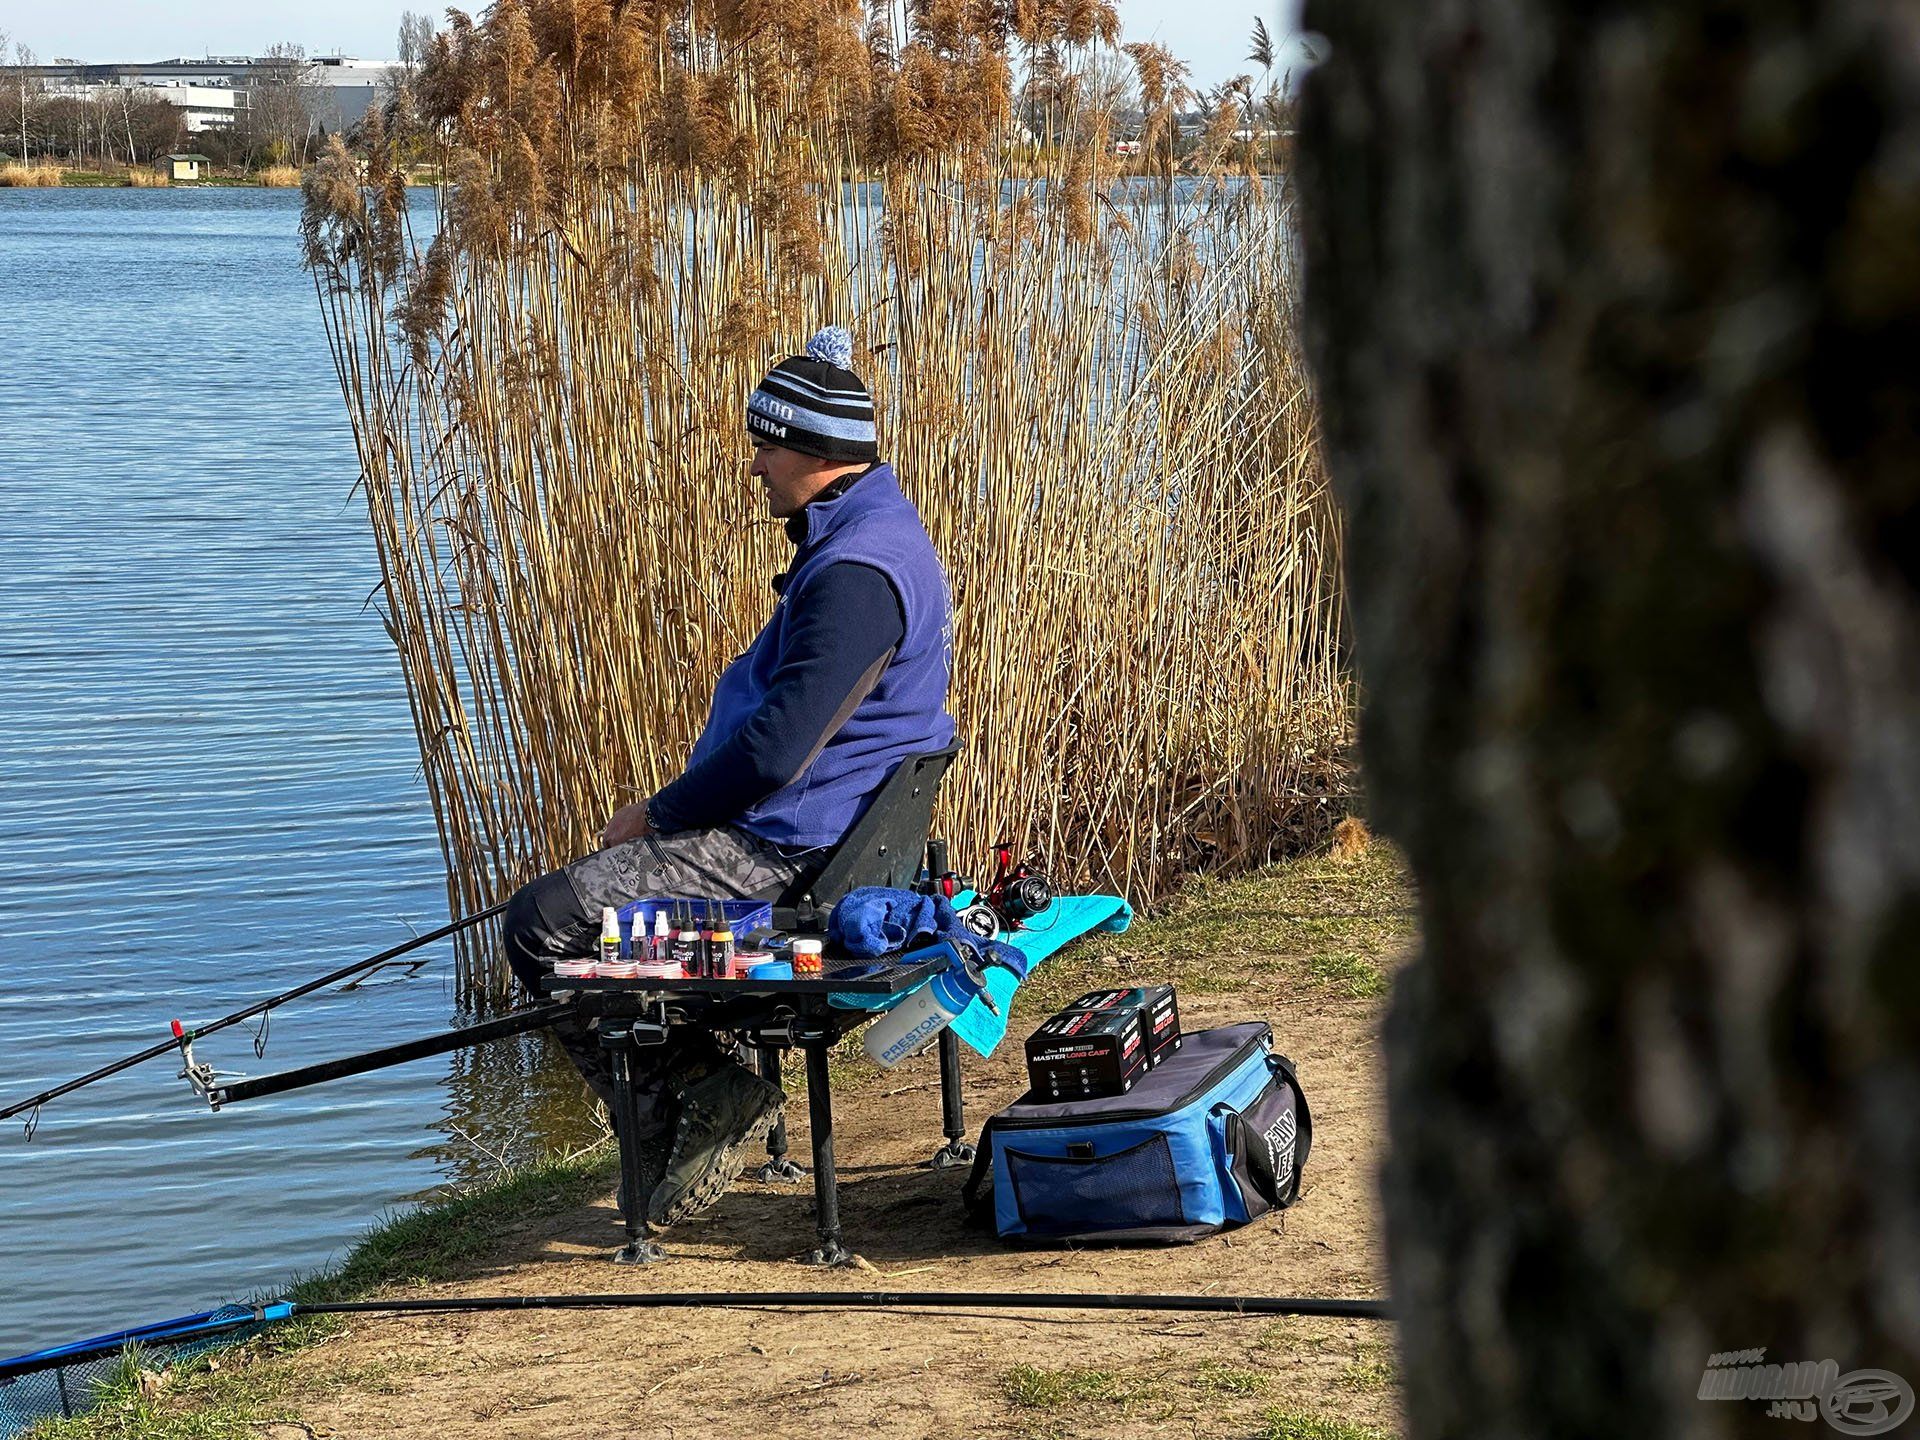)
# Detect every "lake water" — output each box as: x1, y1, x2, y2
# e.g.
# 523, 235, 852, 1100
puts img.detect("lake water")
0, 188, 598, 1358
